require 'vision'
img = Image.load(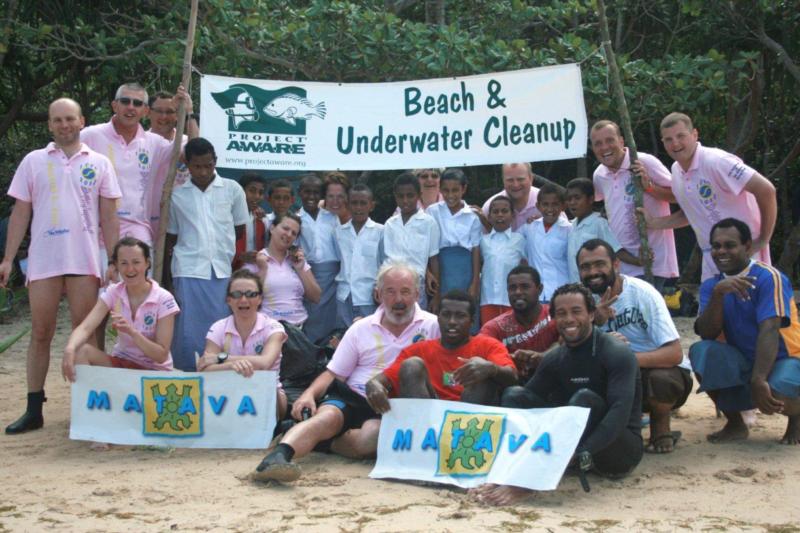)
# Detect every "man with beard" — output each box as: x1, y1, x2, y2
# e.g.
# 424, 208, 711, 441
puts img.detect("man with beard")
692, 218, 800, 444
479, 265, 559, 380
471, 283, 642, 505
578, 239, 691, 453
253, 262, 440, 482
